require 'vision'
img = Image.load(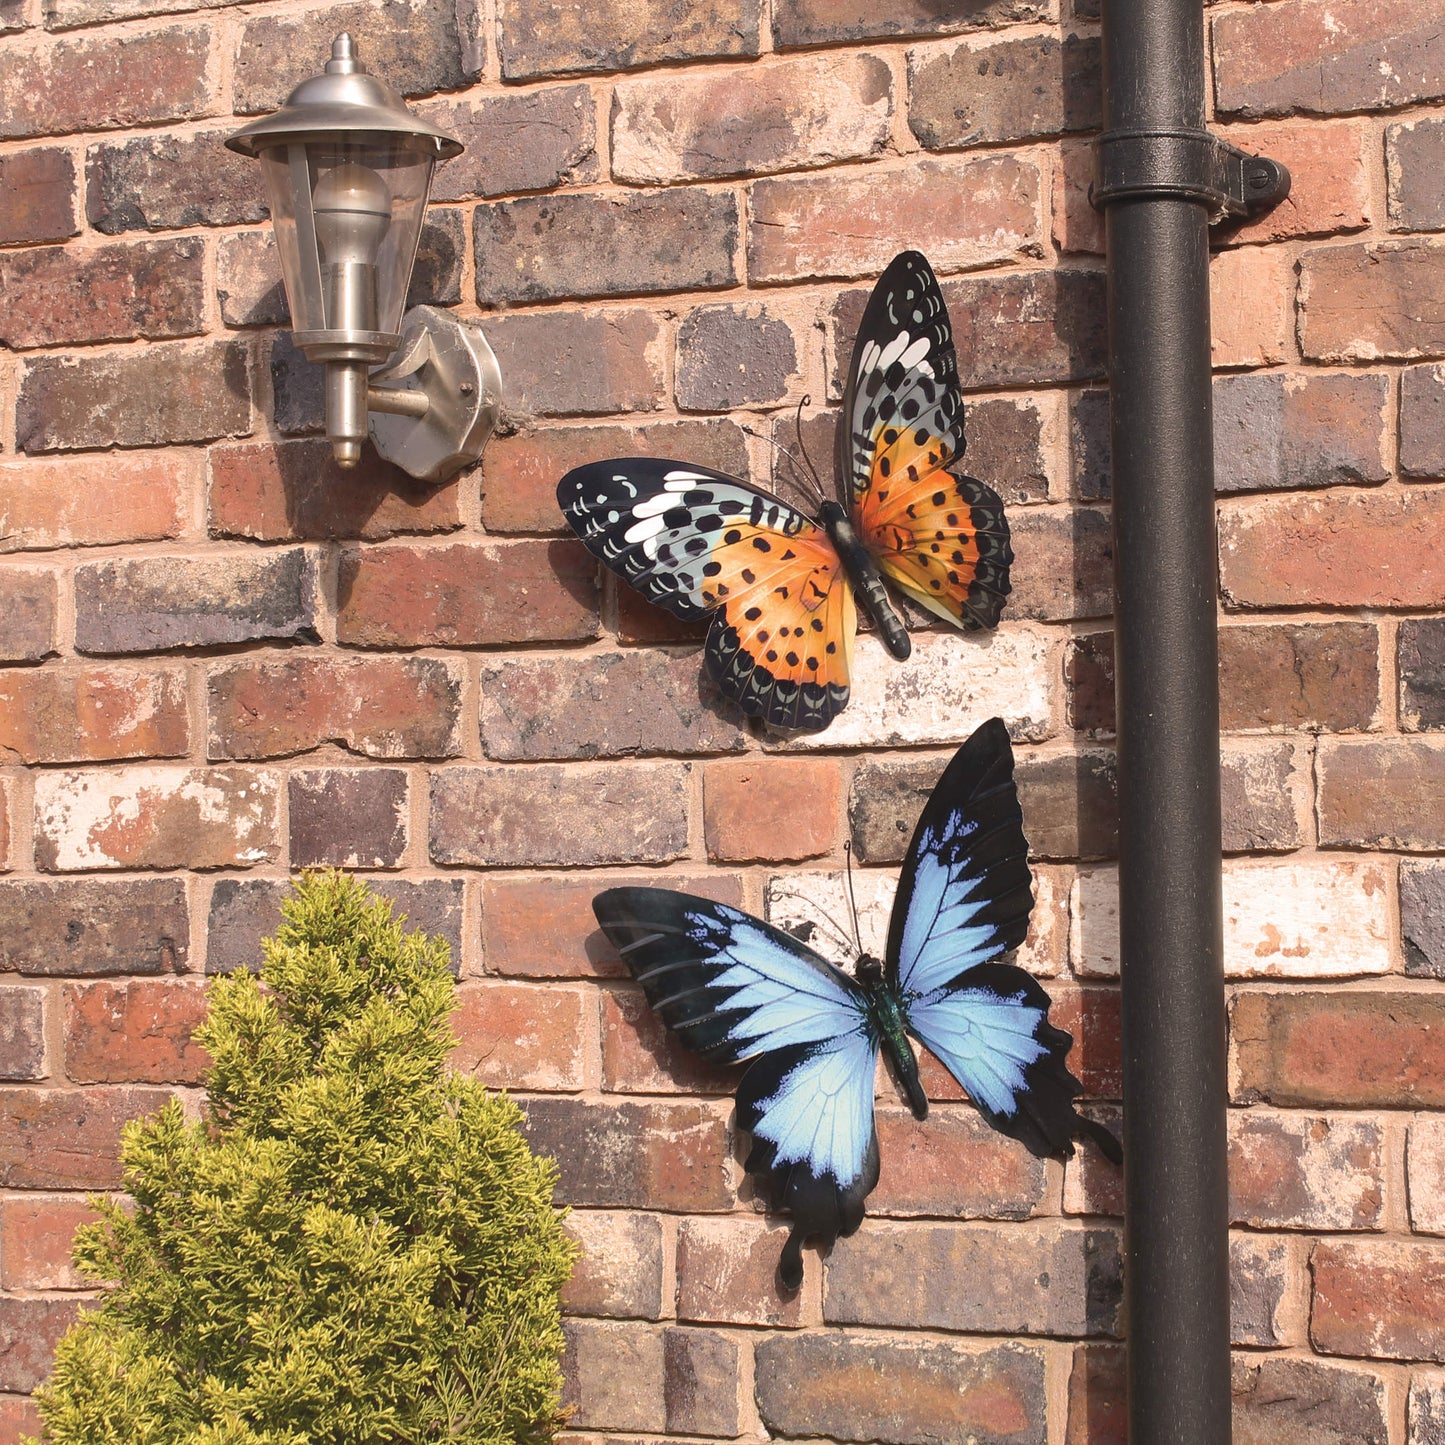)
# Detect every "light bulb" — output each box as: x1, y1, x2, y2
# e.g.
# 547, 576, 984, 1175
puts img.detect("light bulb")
312, 161, 392, 266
